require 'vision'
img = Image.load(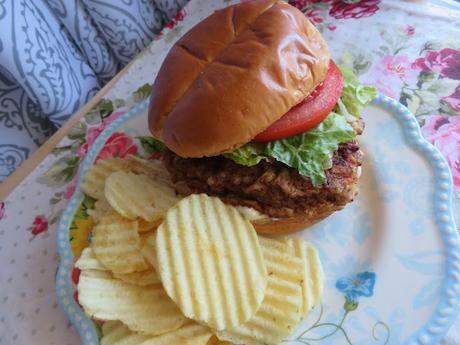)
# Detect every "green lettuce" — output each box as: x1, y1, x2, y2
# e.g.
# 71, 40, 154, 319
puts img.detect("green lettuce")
220, 67, 376, 187
223, 144, 267, 166
224, 113, 356, 186
137, 136, 165, 153
265, 113, 356, 186
336, 66, 377, 118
